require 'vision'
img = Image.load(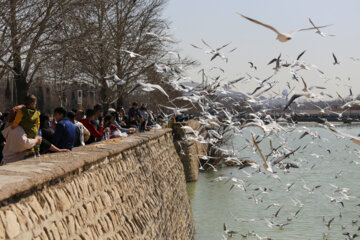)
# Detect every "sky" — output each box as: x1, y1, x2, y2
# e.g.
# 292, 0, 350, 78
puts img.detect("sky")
162, 0, 360, 100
